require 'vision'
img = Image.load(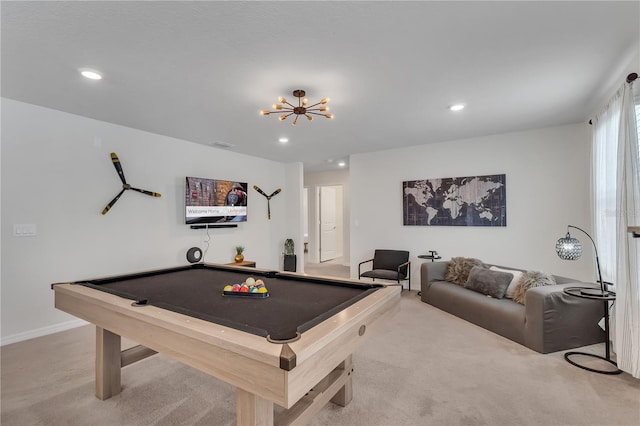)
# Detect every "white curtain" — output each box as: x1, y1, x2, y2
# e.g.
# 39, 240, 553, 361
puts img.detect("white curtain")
592, 91, 622, 284
615, 81, 640, 377
592, 80, 640, 378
